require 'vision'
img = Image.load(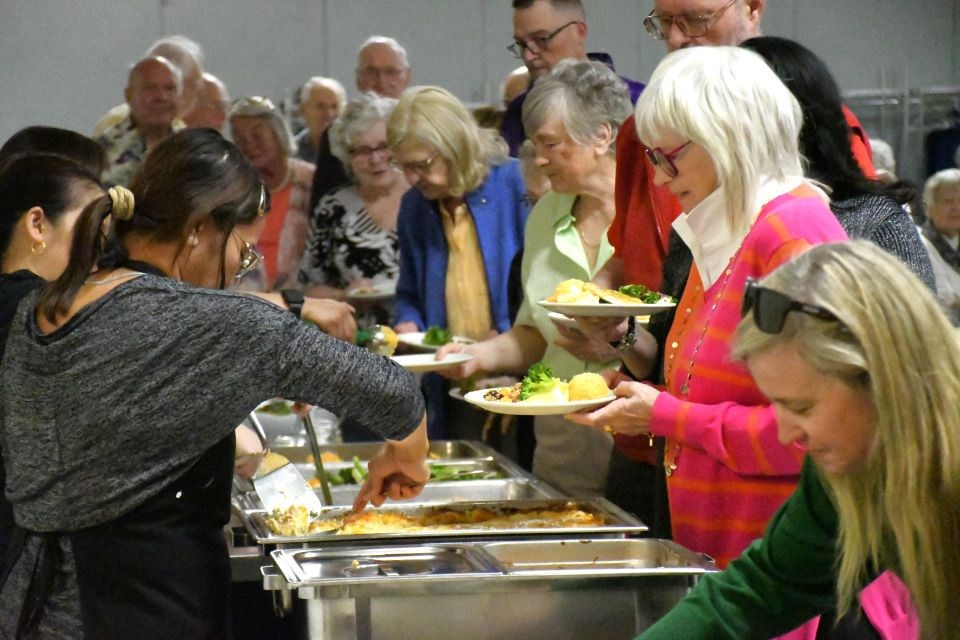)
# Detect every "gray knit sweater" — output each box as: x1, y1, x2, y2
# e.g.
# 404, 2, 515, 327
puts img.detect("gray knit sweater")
830, 193, 936, 291
0, 275, 424, 637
